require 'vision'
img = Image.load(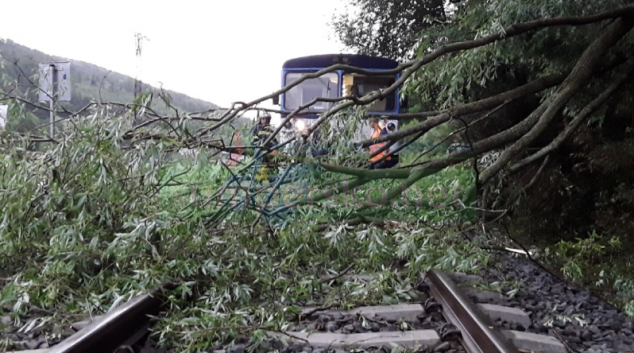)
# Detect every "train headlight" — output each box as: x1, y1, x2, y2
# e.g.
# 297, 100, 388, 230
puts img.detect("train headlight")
296, 120, 306, 132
